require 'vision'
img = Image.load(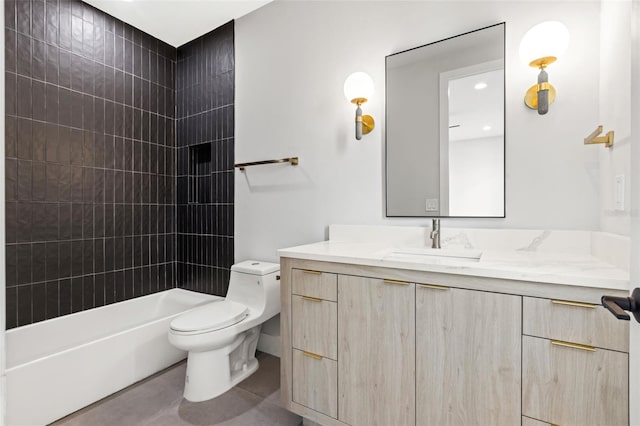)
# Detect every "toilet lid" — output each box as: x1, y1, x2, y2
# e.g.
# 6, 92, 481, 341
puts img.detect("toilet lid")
170, 300, 248, 333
